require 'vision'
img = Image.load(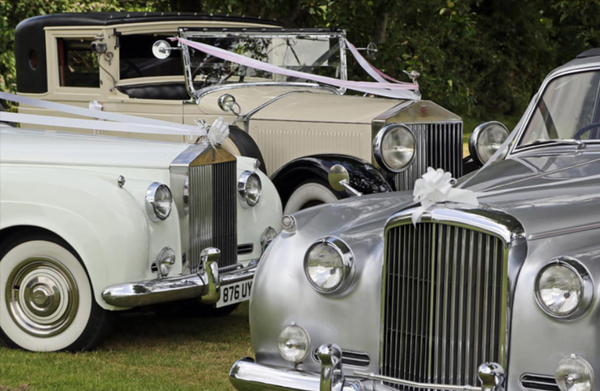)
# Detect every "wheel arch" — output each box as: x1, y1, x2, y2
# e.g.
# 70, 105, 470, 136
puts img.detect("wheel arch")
270, 154, 393, 207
